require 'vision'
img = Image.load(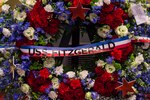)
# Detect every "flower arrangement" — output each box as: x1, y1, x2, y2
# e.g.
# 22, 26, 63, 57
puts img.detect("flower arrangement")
0, 0, 150, 99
